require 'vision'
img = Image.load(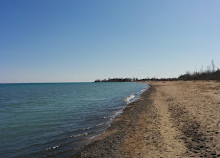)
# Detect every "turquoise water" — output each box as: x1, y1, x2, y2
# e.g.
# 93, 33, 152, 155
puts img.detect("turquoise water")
0, 82, 148, 157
